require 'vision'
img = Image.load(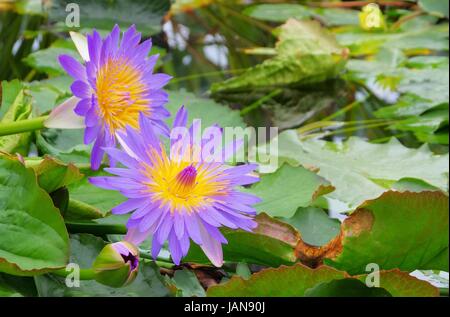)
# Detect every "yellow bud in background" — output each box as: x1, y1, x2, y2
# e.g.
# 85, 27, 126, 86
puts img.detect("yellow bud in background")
359, 3, 386, 31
